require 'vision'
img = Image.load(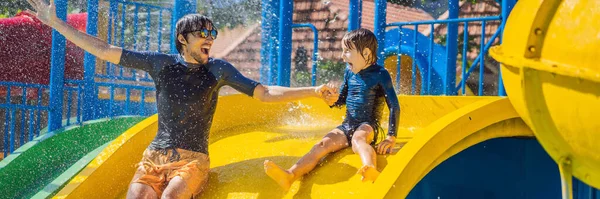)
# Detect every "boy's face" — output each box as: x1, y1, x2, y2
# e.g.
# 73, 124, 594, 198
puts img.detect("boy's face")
341, 43, 370, 74
178, 23, 216, 65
